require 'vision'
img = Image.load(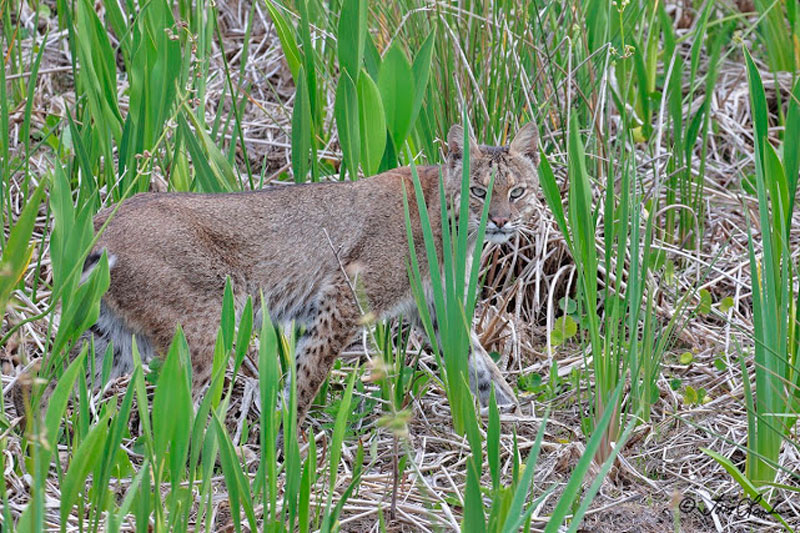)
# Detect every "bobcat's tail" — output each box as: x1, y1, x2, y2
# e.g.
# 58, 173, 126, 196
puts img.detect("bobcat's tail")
80, 248, 117, 285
